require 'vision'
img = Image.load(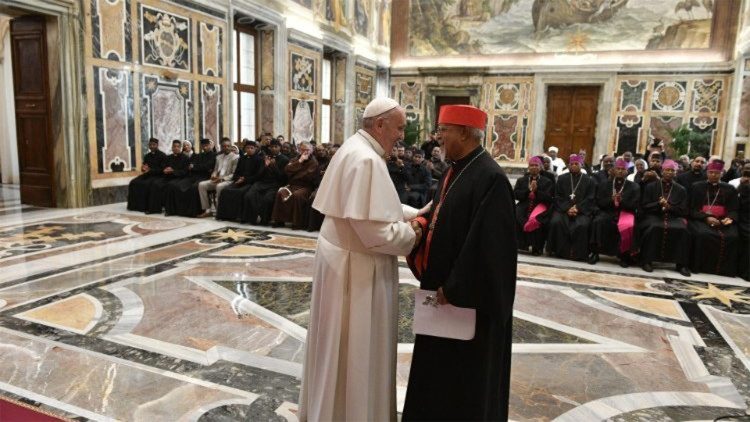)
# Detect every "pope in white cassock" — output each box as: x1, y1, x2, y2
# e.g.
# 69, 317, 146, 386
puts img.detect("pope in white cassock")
299, 98, 426, 421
